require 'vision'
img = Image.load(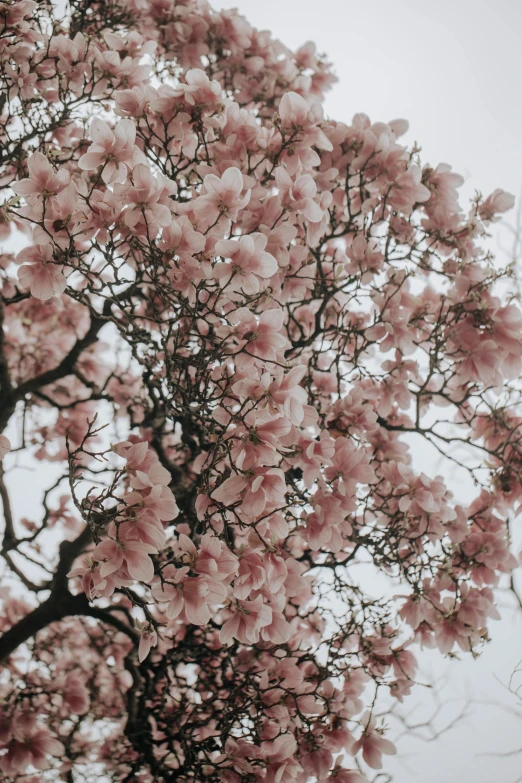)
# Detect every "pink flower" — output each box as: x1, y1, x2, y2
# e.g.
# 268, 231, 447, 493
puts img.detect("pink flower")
7, 61, 37, 100
137, 624, 158, 662
449, 319, 503, 386
260, 606, 291, 644
142, 484, 179, 522
76, 186, 123, 243
183, 68, 222, 107
218, 308, 288, 362
153, 567, 227, 625
479, 188, 515, 222
67, 557, 123, 600
214, 233, 278, 295
342, 670, 369, 718
160, 216, 206, 260
118, 508, 166, 550
423, 162, 464, 216
91, 539, 124, 578
275, 167, 324, 222
279, 90, 333, 151
0, 712, 65, 776
13, 152, 69, 198
79, 118, 144, 184
194, 167, 251, 225
352, 713, 396, 770
285, 431, 335, 488
389, 165, 430, 212
61, 672, 90, 715
16, 244, 67, 300
130, 461, 172, 489
37, 181, 80, 249
279, 91, 313, 128
268, 365, 309, 425
0, 0, 37, 33
399, 594, 435, 630
122, 539, 158, 582
93, 537, 158, 583
324, 438, 376, 491
194, 533, 238, 581
212, 467, 286, 518
113, 439, 150, 470
231, 416, 291, 471
117, 164, 176, 235
219, 595, 272, 644
234, 550, 266, 599
261, 735, 302, 783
